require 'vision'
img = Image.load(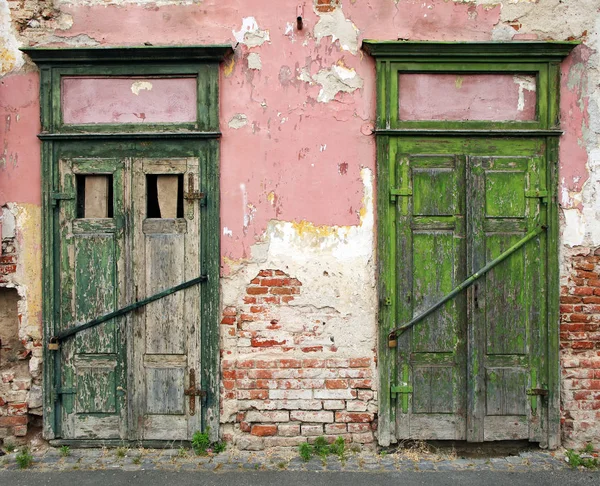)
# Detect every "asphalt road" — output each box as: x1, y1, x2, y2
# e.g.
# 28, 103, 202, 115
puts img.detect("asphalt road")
0, 470, 599, 486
